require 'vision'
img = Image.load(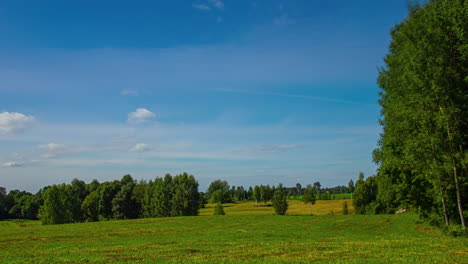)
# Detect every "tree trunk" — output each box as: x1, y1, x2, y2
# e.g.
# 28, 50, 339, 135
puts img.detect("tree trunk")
309, 205, 311, 216
440, 188, 449, 226
444, 117, 465, 228
453, 164, 466, 227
